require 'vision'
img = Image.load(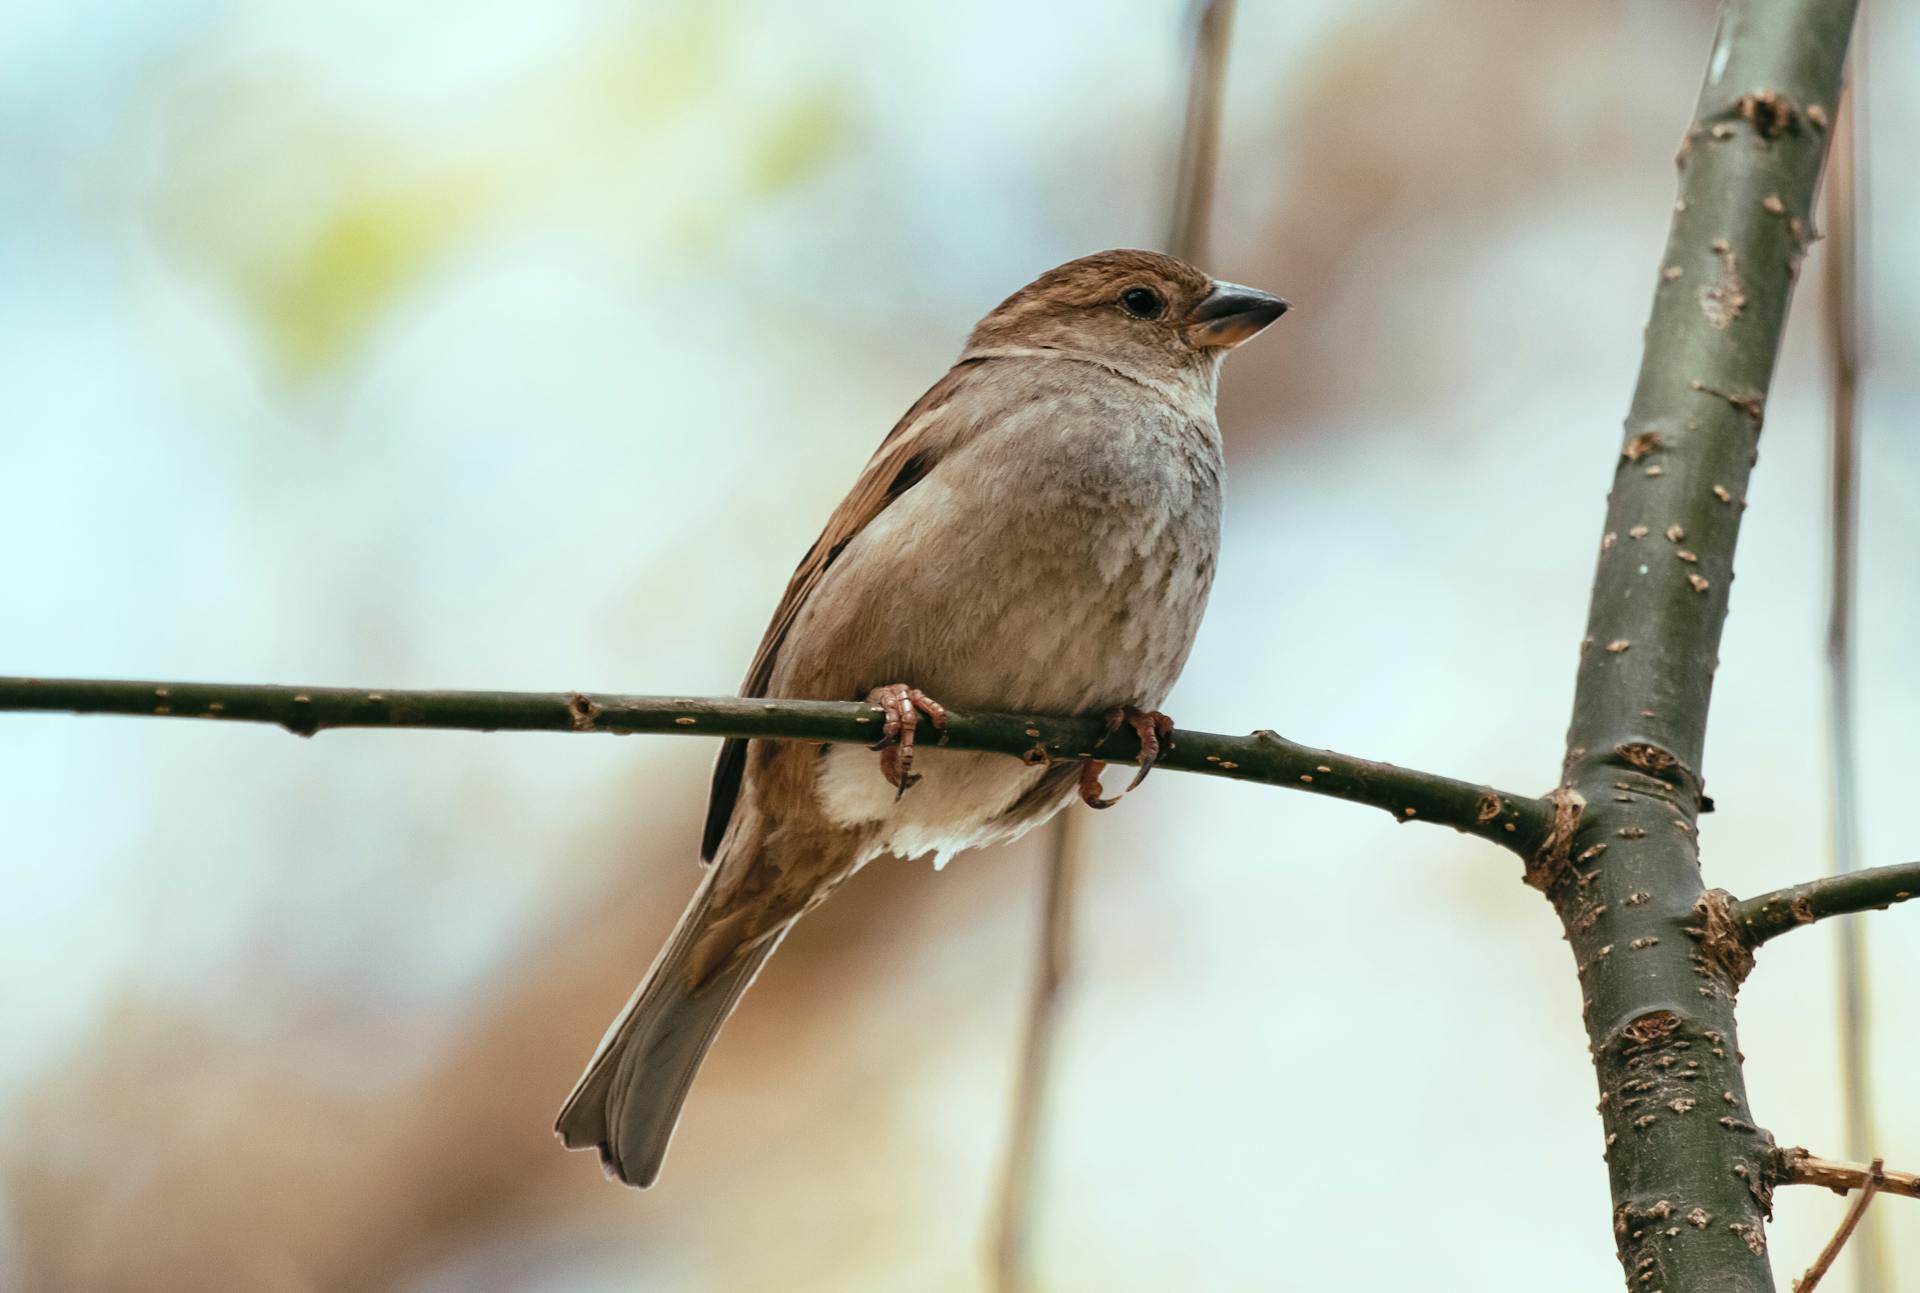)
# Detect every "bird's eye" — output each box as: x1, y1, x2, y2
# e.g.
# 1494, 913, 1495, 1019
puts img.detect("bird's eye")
1120, 286, 1165, 319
